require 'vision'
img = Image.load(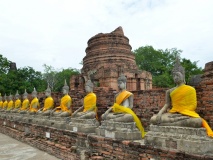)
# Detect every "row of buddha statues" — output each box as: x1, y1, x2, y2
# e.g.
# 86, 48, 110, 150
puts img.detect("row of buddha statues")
0, 58, 213, 139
